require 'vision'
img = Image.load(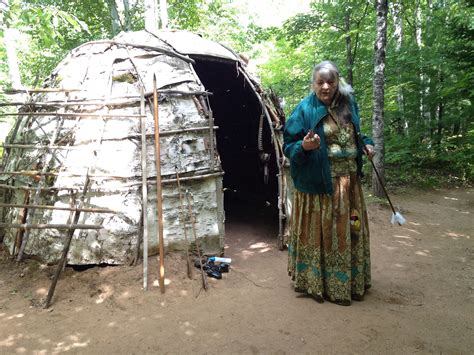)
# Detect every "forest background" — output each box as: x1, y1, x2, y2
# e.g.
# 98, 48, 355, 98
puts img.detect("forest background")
0, 0, 472, 190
